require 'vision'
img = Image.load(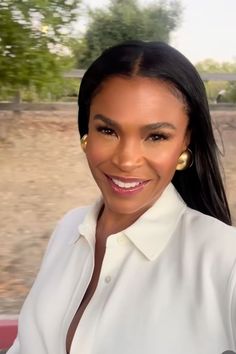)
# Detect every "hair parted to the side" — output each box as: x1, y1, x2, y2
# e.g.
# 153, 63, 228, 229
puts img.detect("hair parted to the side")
78, 40, 231, 225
